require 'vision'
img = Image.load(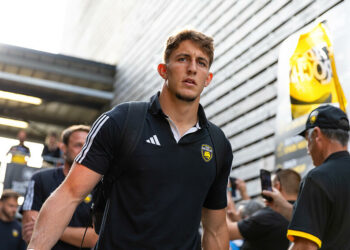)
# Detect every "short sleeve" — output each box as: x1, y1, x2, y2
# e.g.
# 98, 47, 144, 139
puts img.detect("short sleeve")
287, 177, 331, 248
21, 175, 45, 211
203, 139, 233, 209
75, 109, 124, 175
